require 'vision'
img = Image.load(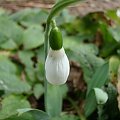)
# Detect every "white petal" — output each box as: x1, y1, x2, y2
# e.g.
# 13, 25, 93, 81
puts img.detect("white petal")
45, 48, 70, 85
